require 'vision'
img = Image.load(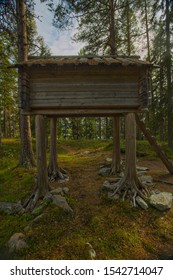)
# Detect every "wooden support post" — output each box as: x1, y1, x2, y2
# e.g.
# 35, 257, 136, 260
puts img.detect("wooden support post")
135, 114, 173, 174
125, 113, 137, 180
112, 116, 121, 174
110, 113, 147, 205
35, 115, 49, 196
48, 117, 67, 180
49, 117, 58, 172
